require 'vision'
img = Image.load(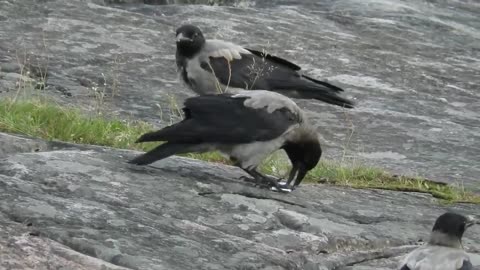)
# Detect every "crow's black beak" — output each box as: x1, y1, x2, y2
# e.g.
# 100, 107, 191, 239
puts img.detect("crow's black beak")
466, 215, 477, 228
176, 33, 192, 42
293, 164, 307, 188
281, 162, 302, 190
